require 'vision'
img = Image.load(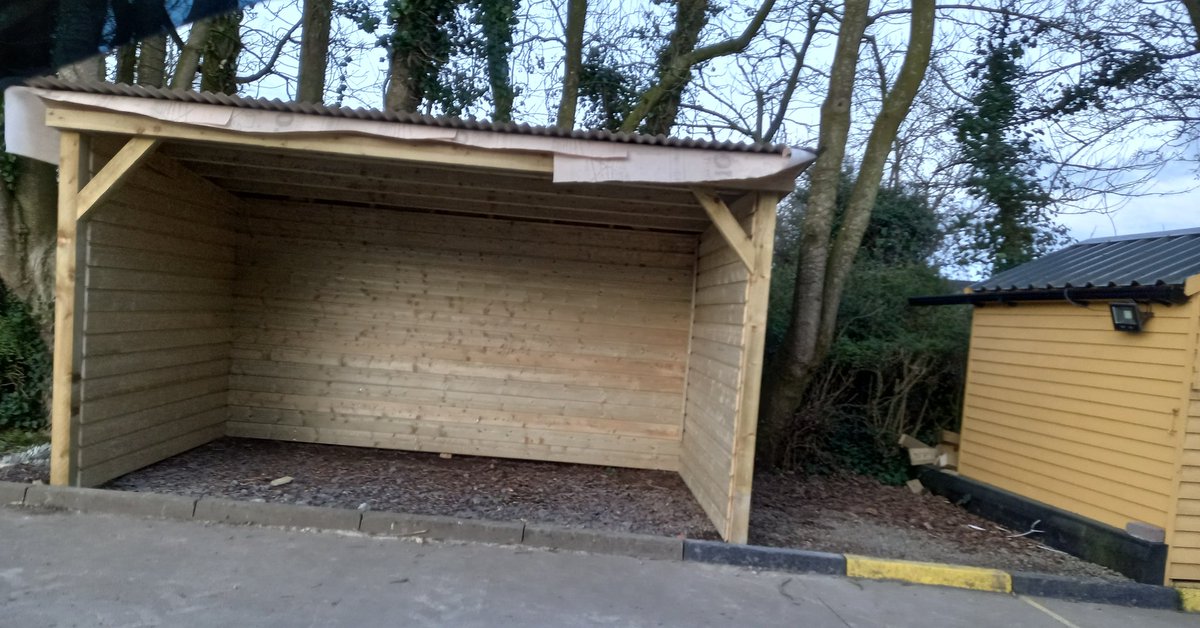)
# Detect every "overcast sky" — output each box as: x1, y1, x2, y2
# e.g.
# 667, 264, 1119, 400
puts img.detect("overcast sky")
1058, 160, 1199, 242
